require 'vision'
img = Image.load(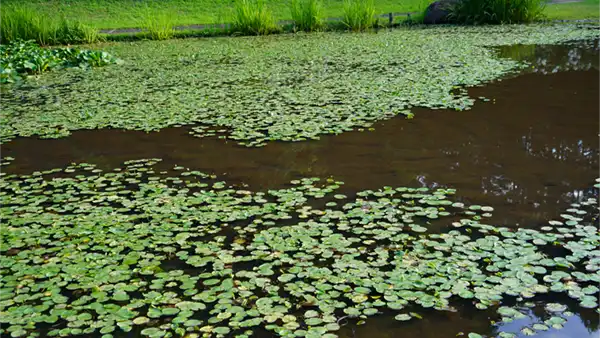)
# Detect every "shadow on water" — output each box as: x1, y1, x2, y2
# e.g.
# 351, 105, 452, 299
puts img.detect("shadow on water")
1, 41, 599, 338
